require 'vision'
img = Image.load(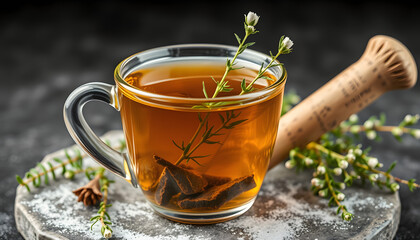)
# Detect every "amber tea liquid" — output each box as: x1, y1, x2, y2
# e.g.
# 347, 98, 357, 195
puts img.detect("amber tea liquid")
118, 61, 284, 214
